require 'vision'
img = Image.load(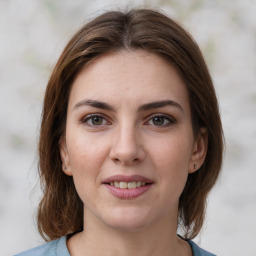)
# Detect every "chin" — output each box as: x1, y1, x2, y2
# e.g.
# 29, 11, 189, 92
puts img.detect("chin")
102, 208, 154, 232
